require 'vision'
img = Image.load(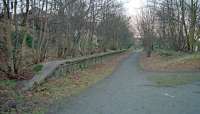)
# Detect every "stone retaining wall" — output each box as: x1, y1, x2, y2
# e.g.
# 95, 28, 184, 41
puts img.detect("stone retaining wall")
21, 50, 127, 91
